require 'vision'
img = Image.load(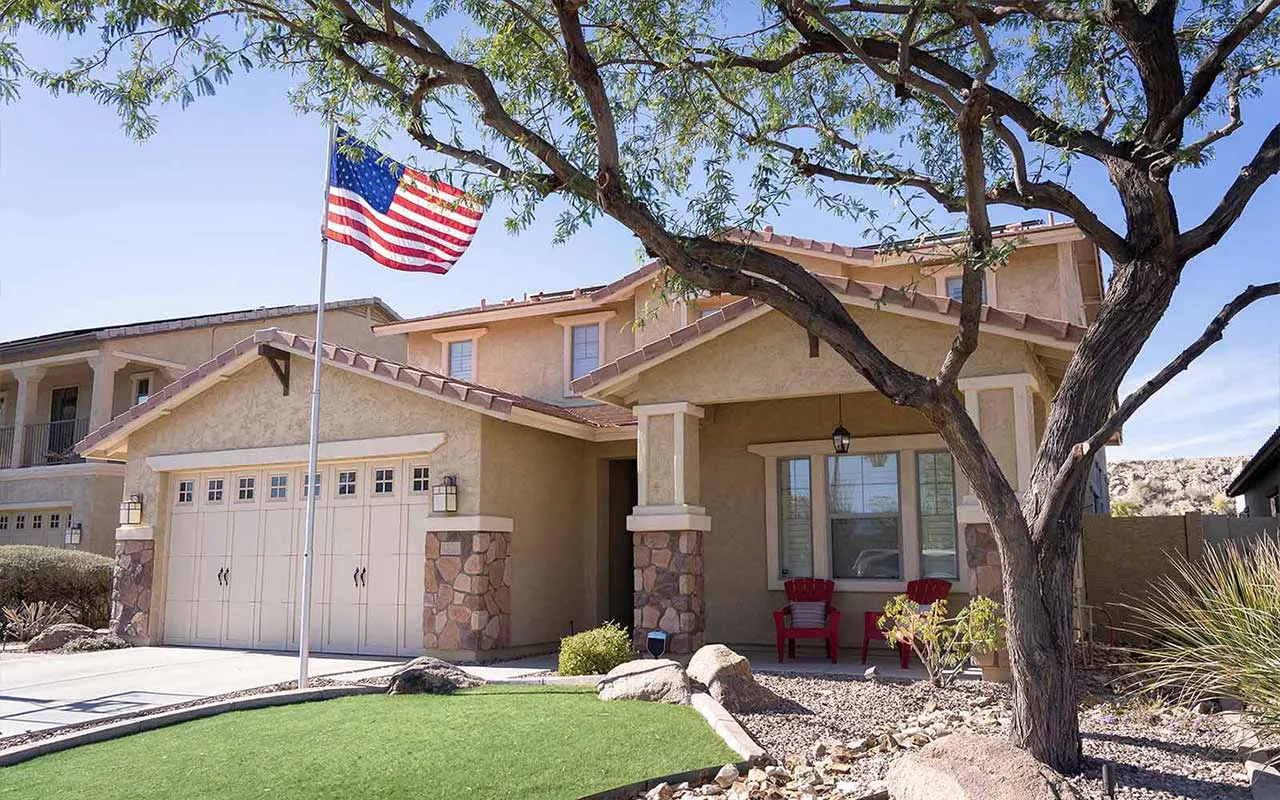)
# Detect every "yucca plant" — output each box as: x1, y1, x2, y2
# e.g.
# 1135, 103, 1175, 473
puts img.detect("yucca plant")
1127, 539, 1280, 740
2, 601, 72, 642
